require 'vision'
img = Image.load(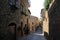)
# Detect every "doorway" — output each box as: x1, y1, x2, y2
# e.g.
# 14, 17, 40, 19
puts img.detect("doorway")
8, 23, 16, 40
